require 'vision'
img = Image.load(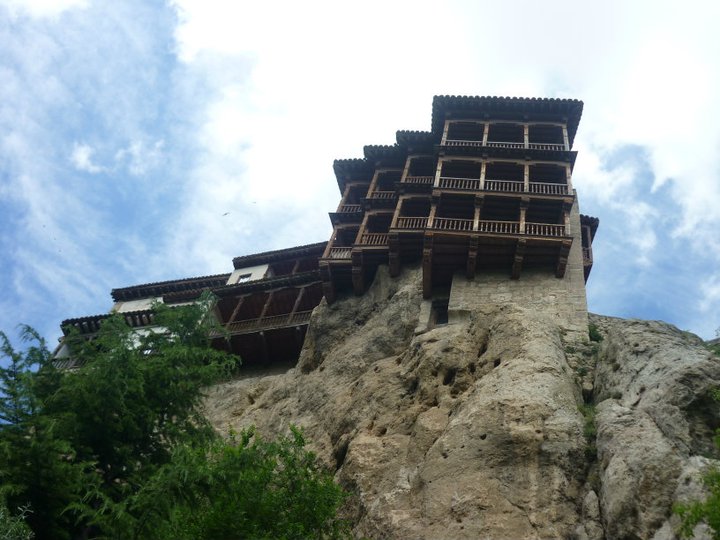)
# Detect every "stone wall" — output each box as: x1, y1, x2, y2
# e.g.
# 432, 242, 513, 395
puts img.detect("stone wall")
448, 197, 588, 340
